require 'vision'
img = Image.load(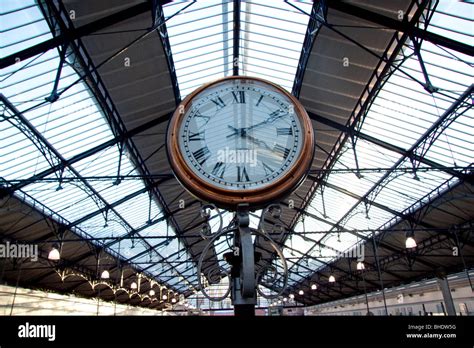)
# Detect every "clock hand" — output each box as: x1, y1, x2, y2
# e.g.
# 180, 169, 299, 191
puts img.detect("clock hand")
226, 125, 247, 138
226, 125, 239, 138
226, 125, 272, 150
246, 111, 288, 131
245, 134, 272, 151
227, 110, 288, 137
